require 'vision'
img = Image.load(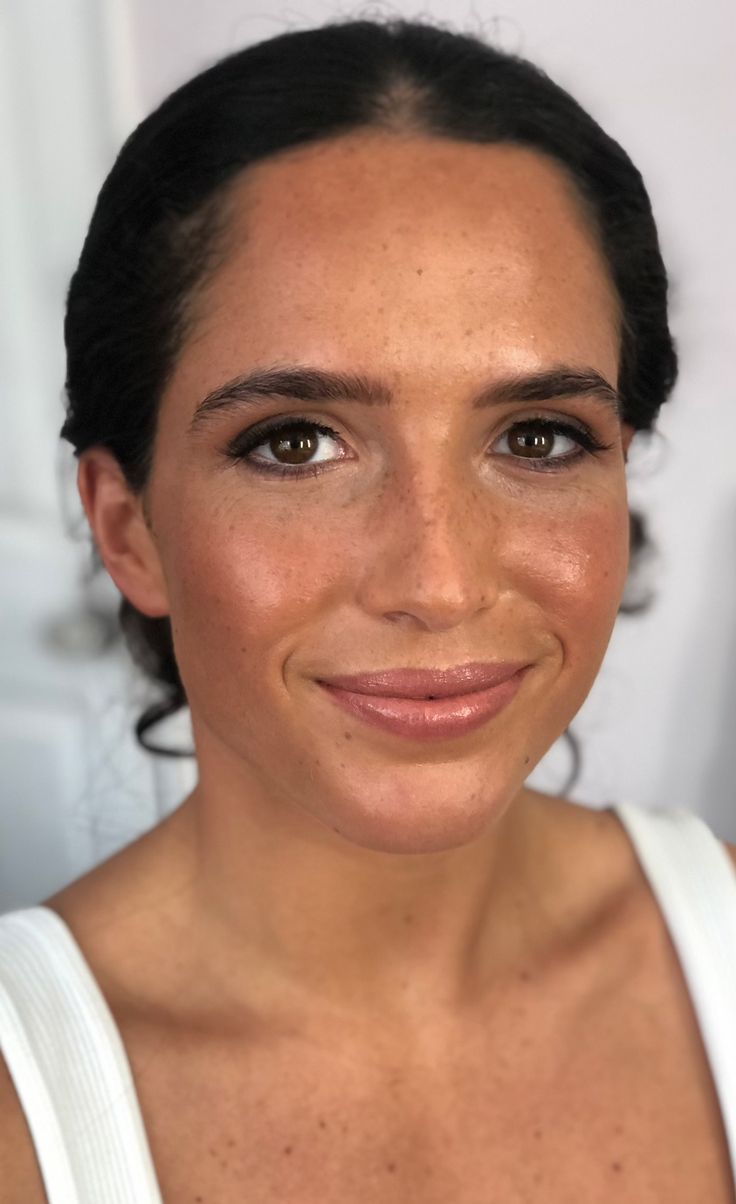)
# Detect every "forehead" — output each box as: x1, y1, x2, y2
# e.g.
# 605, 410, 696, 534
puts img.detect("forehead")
179, 133, 620, 387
